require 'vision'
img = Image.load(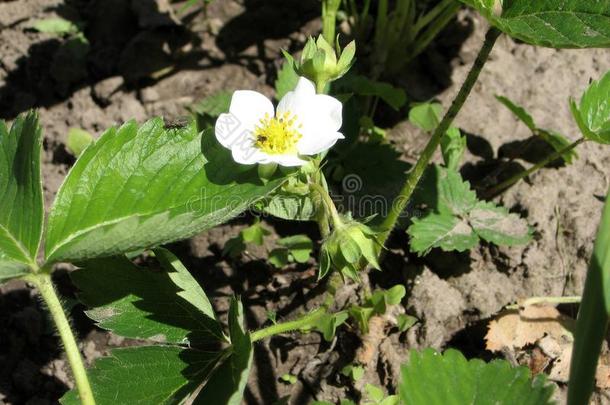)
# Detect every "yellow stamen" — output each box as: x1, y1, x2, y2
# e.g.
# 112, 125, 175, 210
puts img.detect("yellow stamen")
254, 112, 302, 155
